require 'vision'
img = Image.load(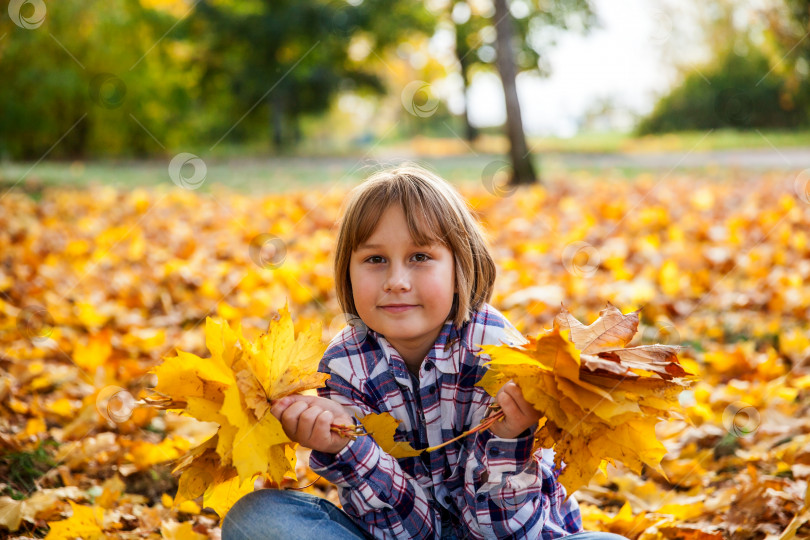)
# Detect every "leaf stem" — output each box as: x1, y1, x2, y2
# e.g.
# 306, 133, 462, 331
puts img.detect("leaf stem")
330, 423, 368, 440
331, 404, 505, 452
287, 476, 322, 490
424, 409, 505, 453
